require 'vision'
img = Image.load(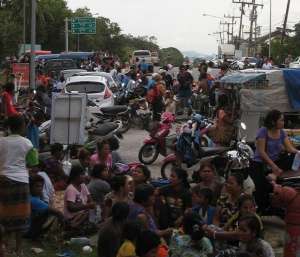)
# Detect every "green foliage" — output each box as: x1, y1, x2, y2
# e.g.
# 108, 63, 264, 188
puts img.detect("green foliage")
159, 47, 184, 67
0, 0, 161, 62
261, 22, 300, 63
